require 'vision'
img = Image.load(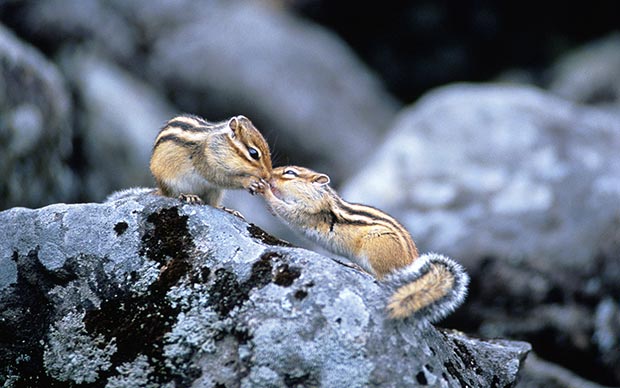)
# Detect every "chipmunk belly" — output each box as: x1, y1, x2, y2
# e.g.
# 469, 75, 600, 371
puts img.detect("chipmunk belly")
165, 168, 218, 197
301, 225, 376, 276
295, 224, 328, 248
